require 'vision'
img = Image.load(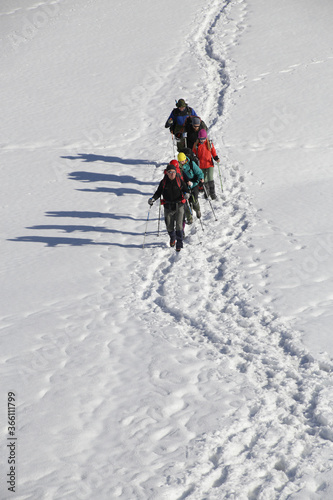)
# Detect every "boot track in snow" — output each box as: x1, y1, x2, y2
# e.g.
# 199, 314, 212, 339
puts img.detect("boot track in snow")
126, 1, 333, 498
